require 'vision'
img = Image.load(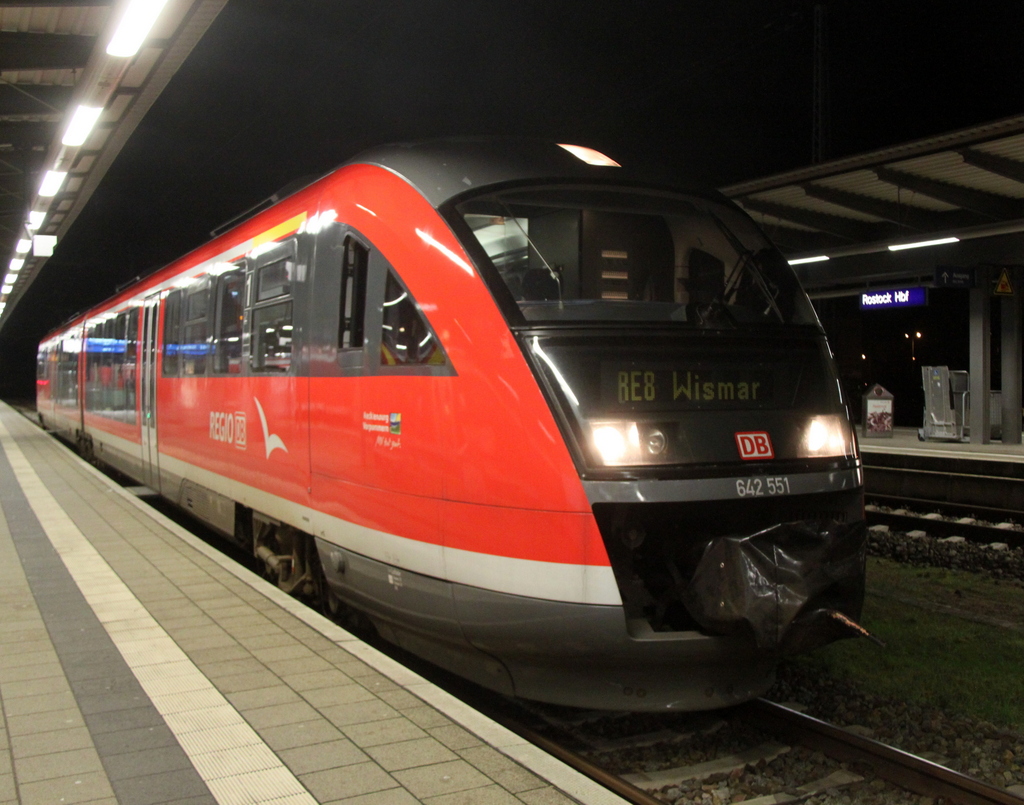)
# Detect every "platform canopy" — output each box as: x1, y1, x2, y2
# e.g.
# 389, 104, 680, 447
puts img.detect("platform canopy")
0, 0, 226, 330
720, 115, 1024, 295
